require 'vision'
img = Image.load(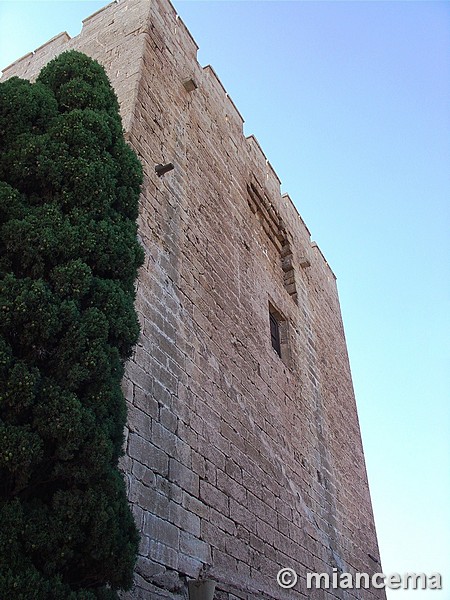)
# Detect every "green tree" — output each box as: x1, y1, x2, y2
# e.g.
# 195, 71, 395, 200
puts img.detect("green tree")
0, 50, 143, 599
